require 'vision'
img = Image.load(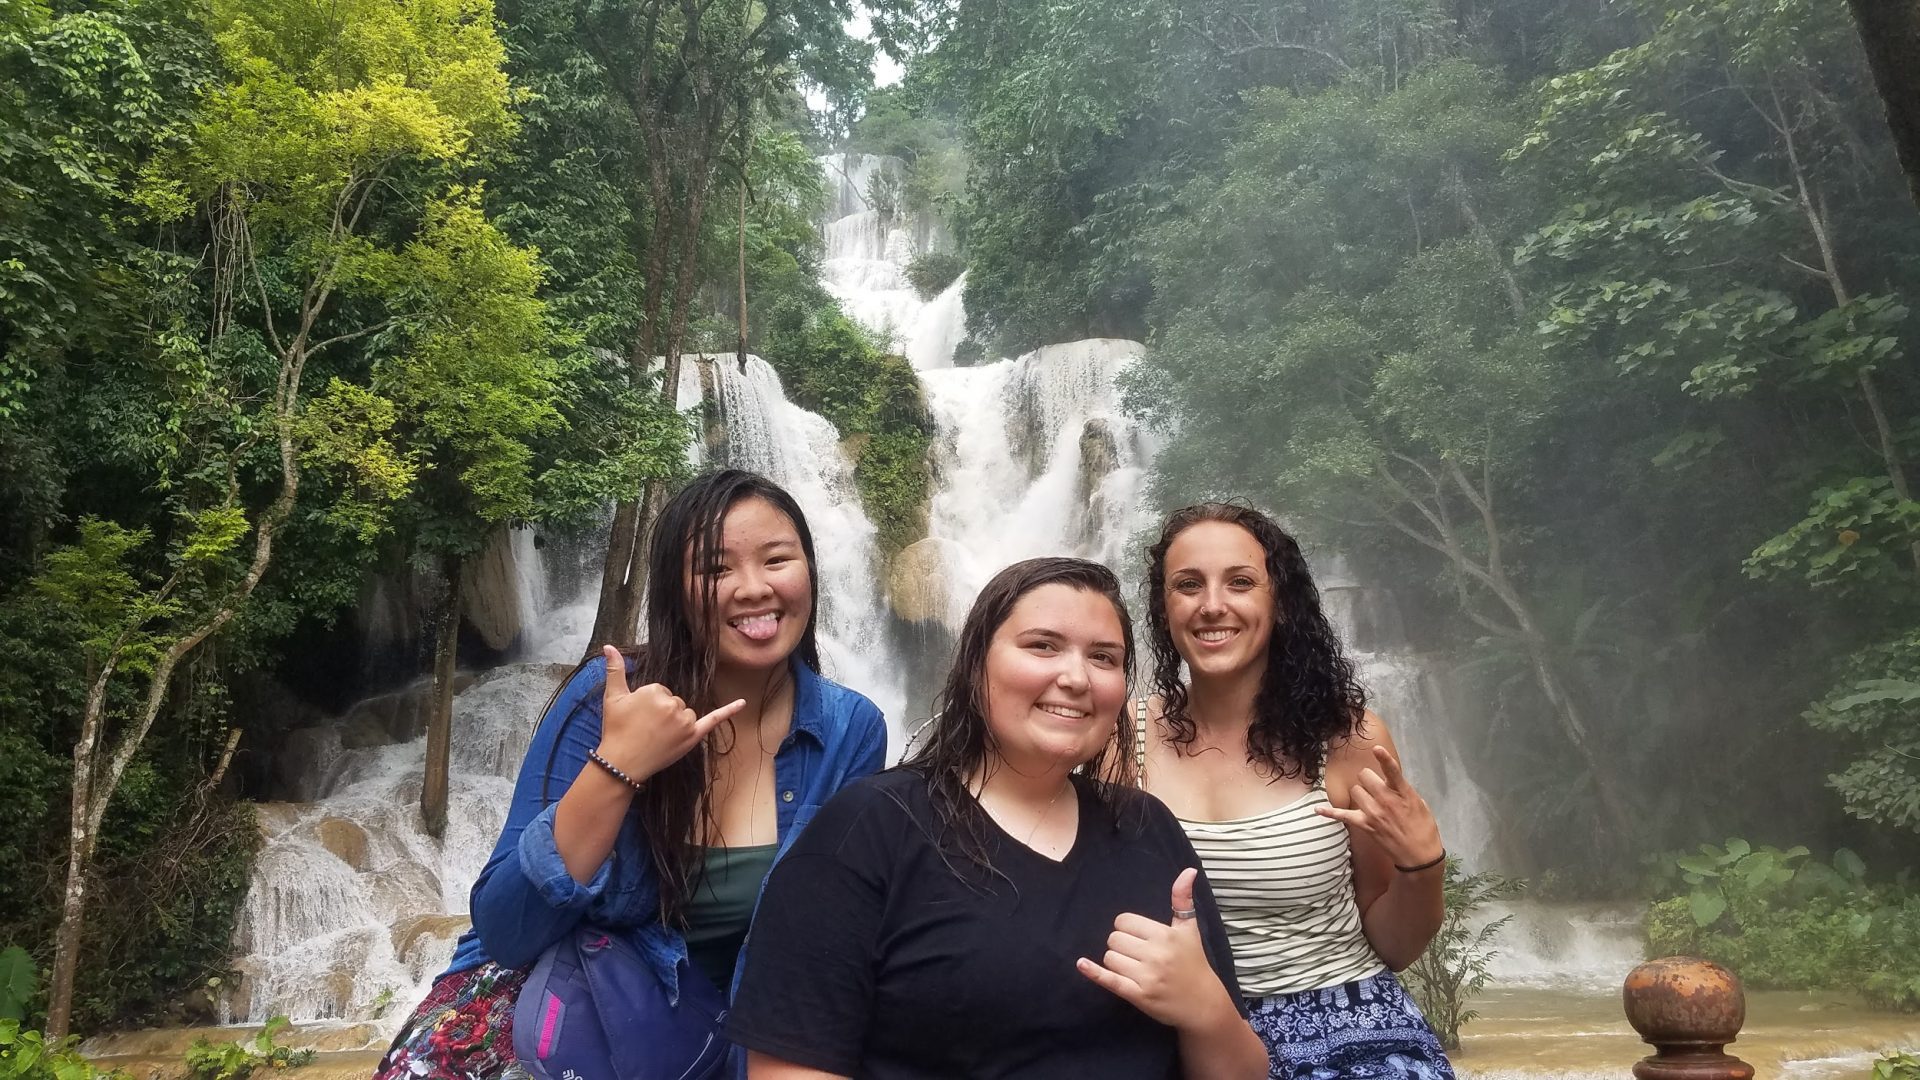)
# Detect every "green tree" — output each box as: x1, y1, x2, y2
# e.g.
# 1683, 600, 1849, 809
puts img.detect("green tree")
1129, 64, 1639, 845
364, 192, 561, 838
41, 0, 526, 1034
1512, 0, 1920, 839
